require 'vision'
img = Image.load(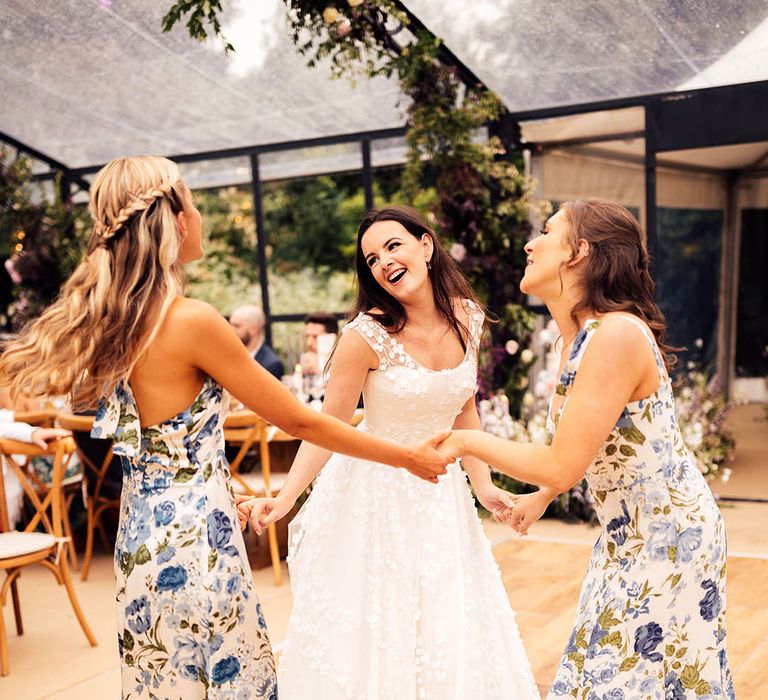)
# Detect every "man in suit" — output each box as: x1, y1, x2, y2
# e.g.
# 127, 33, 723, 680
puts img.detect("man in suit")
229, 304, 285, 379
